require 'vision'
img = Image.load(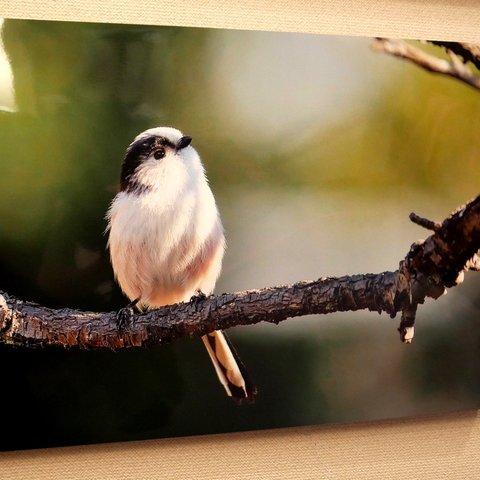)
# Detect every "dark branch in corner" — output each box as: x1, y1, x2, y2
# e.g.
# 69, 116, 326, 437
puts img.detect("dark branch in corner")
372, 38, 480, 91
0, 195, 479, 349
429, 41, 480, 70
